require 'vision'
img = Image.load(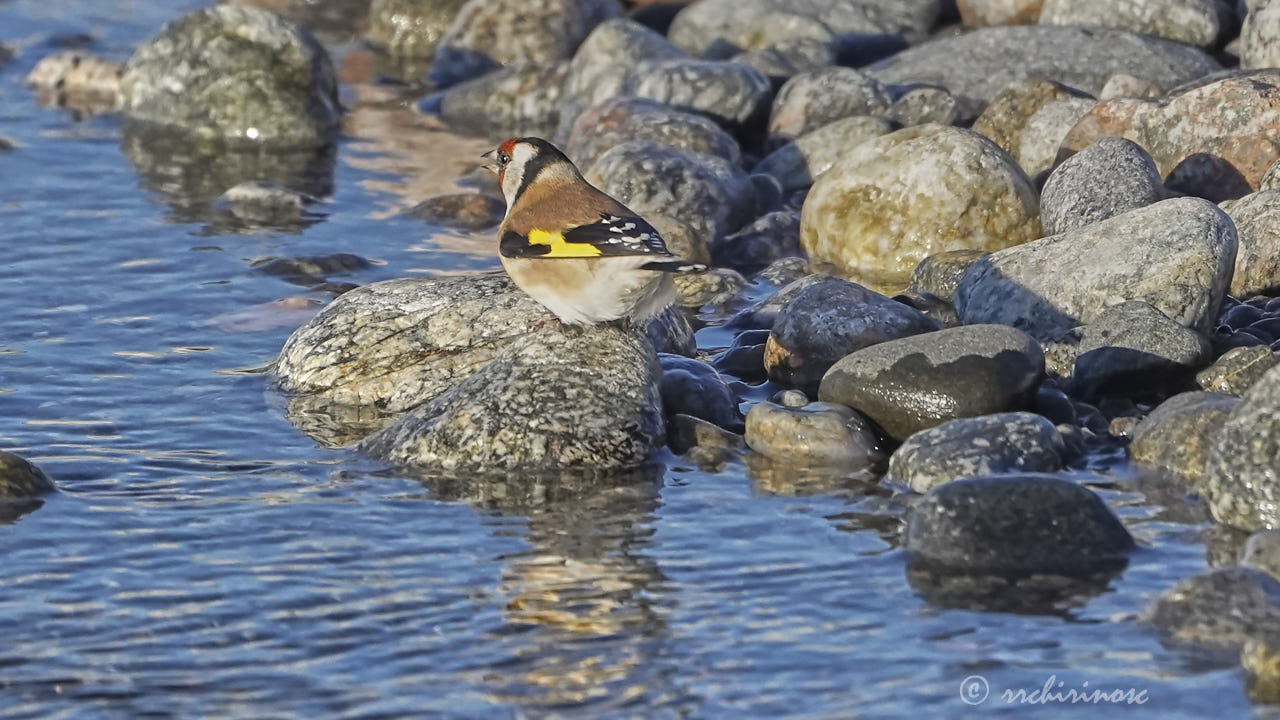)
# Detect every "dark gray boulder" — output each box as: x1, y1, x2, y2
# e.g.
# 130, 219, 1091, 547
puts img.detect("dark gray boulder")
1072, 301, 1212, 397
1040, 137, 1166, 236
887, 413, 1064, 493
